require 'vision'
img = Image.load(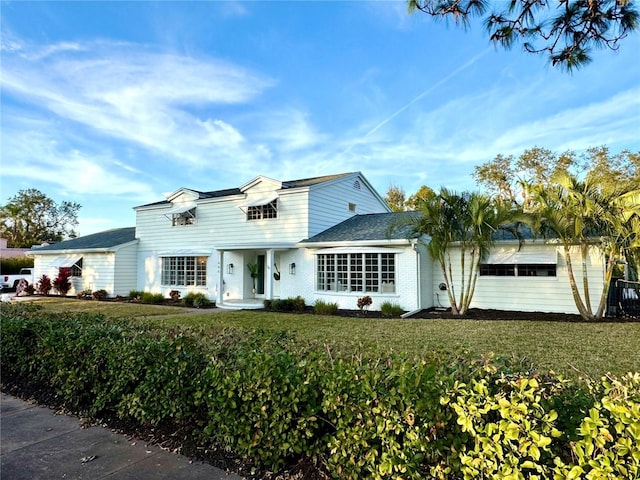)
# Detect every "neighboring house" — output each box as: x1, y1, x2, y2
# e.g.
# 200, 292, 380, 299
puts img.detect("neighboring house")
27, 227, 138, 296
26, 172, 610, 315
0, 238, 31, 258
